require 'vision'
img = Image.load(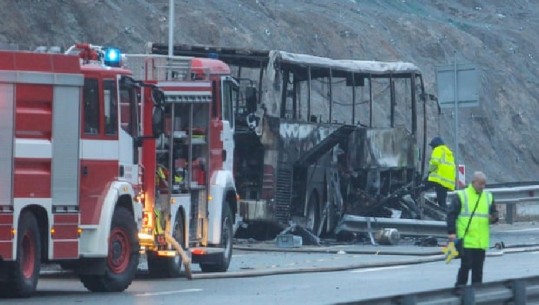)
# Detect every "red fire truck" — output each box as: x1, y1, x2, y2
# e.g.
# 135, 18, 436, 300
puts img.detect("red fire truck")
125, 52, 239, 277
0, 44, 238, 297
0, 44, 143, 297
